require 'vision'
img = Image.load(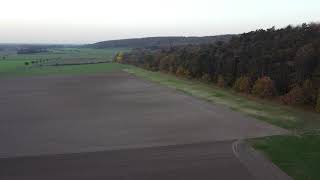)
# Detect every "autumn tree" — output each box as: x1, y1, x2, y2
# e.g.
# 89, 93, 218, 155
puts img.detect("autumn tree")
233, 76, 251, 93
280, 85, 304, 105
217, 75, 225, 88
176, 66, 187, 77
252, 76, 276, 98
316, 90, 320, 112
302, 79, 317, 105
114, 52, 124, 63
